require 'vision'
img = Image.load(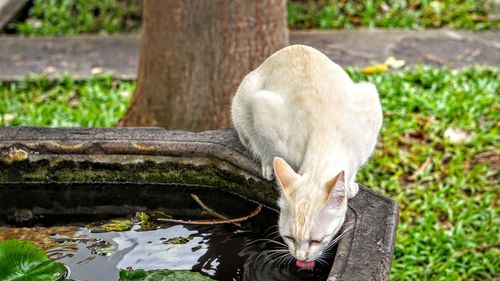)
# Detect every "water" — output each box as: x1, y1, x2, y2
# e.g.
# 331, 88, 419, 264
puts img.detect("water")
0, 184, 335, 280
